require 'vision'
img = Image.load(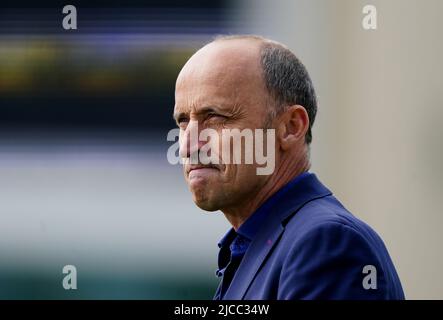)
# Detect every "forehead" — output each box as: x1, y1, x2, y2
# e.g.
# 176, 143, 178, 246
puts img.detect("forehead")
174, 40, 267, 113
